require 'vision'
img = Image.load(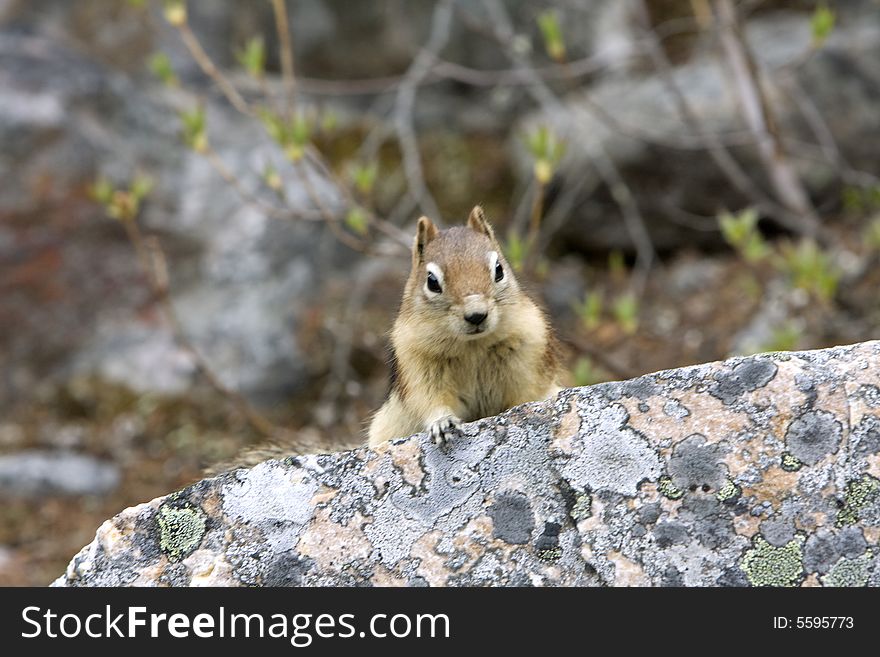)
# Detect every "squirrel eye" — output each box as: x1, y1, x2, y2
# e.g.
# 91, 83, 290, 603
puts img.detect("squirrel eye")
426, 271, 442, 294
494, 260, 504, 282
